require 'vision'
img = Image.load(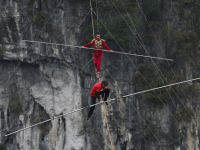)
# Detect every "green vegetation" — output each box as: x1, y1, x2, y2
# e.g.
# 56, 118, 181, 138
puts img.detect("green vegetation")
83, 15, 140, 50
144, 92, 167, 108
143, 0, 163, 22
173, 107, 194, 122
34, 11, 47, 25
169, 0, 200, 60
103, 15, 140, 49
171, 30, 198, 61
182, 85, 199, 97
169, 84, 199, 100
142, 0, 200, 61
100, 0, 138, 13
28, 0, 55, 31
145, 123, 172, 141
65, 25, 70, 29
30, 10, 47, 26
29, 4, 60, 38
30, 105, 51, 139
143, 0, 163, 37
134, 62, 198, 107
134, 65, 169, 108
82, 0, 139, 50
134, 64, 168, 88
8, 96, 22, 114
158, 130, 173, 141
